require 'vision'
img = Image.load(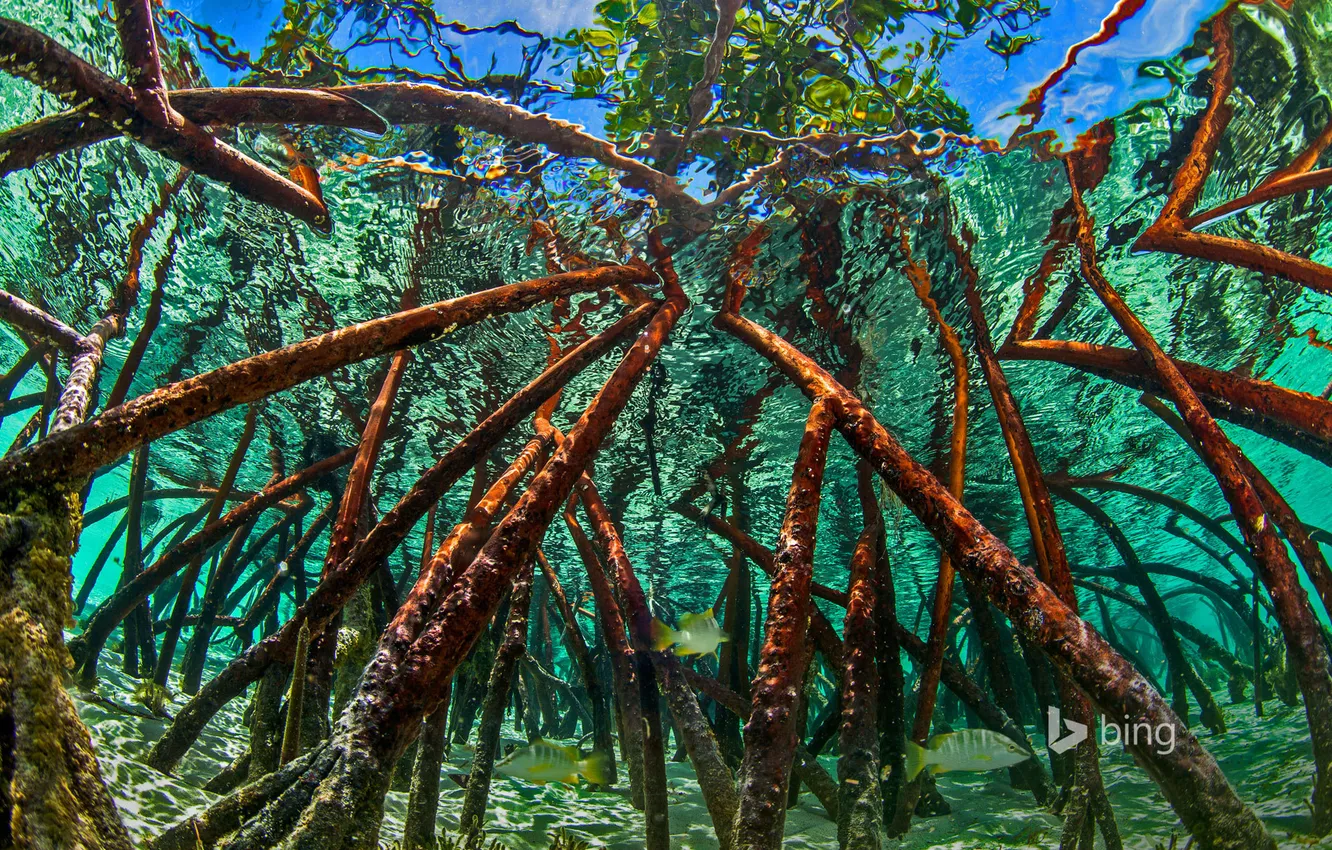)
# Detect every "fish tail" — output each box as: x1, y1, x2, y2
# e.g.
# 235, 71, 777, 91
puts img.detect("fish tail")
906, 741, 928, 782
580, 751, 612, 785
651, 619, 676, 651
